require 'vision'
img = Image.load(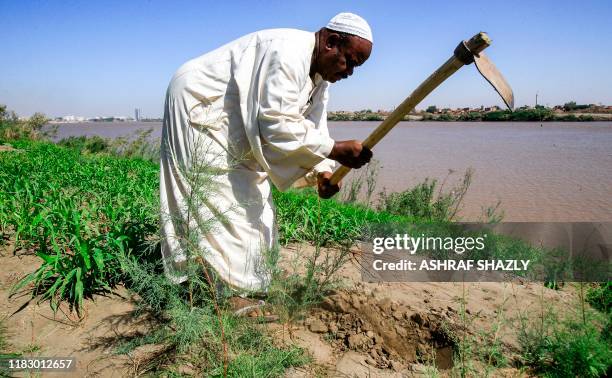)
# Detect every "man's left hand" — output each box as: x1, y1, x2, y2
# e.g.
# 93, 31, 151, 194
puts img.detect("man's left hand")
317, 171, 341, 199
